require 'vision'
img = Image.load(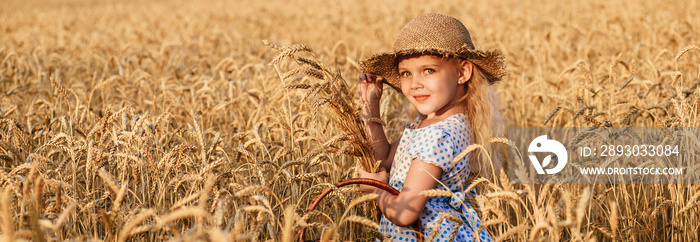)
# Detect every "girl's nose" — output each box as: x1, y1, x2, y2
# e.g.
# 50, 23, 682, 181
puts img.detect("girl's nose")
410, 77, 423, 90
